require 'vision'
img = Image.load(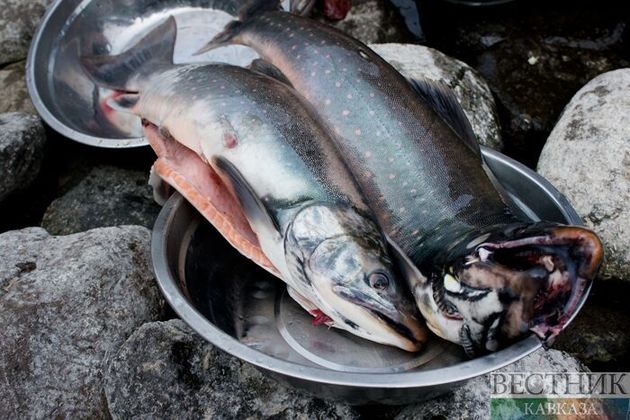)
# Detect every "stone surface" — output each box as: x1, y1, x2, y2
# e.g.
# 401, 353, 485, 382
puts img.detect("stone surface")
41, 165, 161, 235
0, 61, 35, 114
0, 112, 46, 202
371, 43, 503, 150
554, 280, 630, 371
105, 319, 358, 419
0, 226, 165, 418
420, 1, 630, 166
315, 0, 409, 44
0, 0, 48, 65
537, 69, 630, 280
395, 349, 590, 419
